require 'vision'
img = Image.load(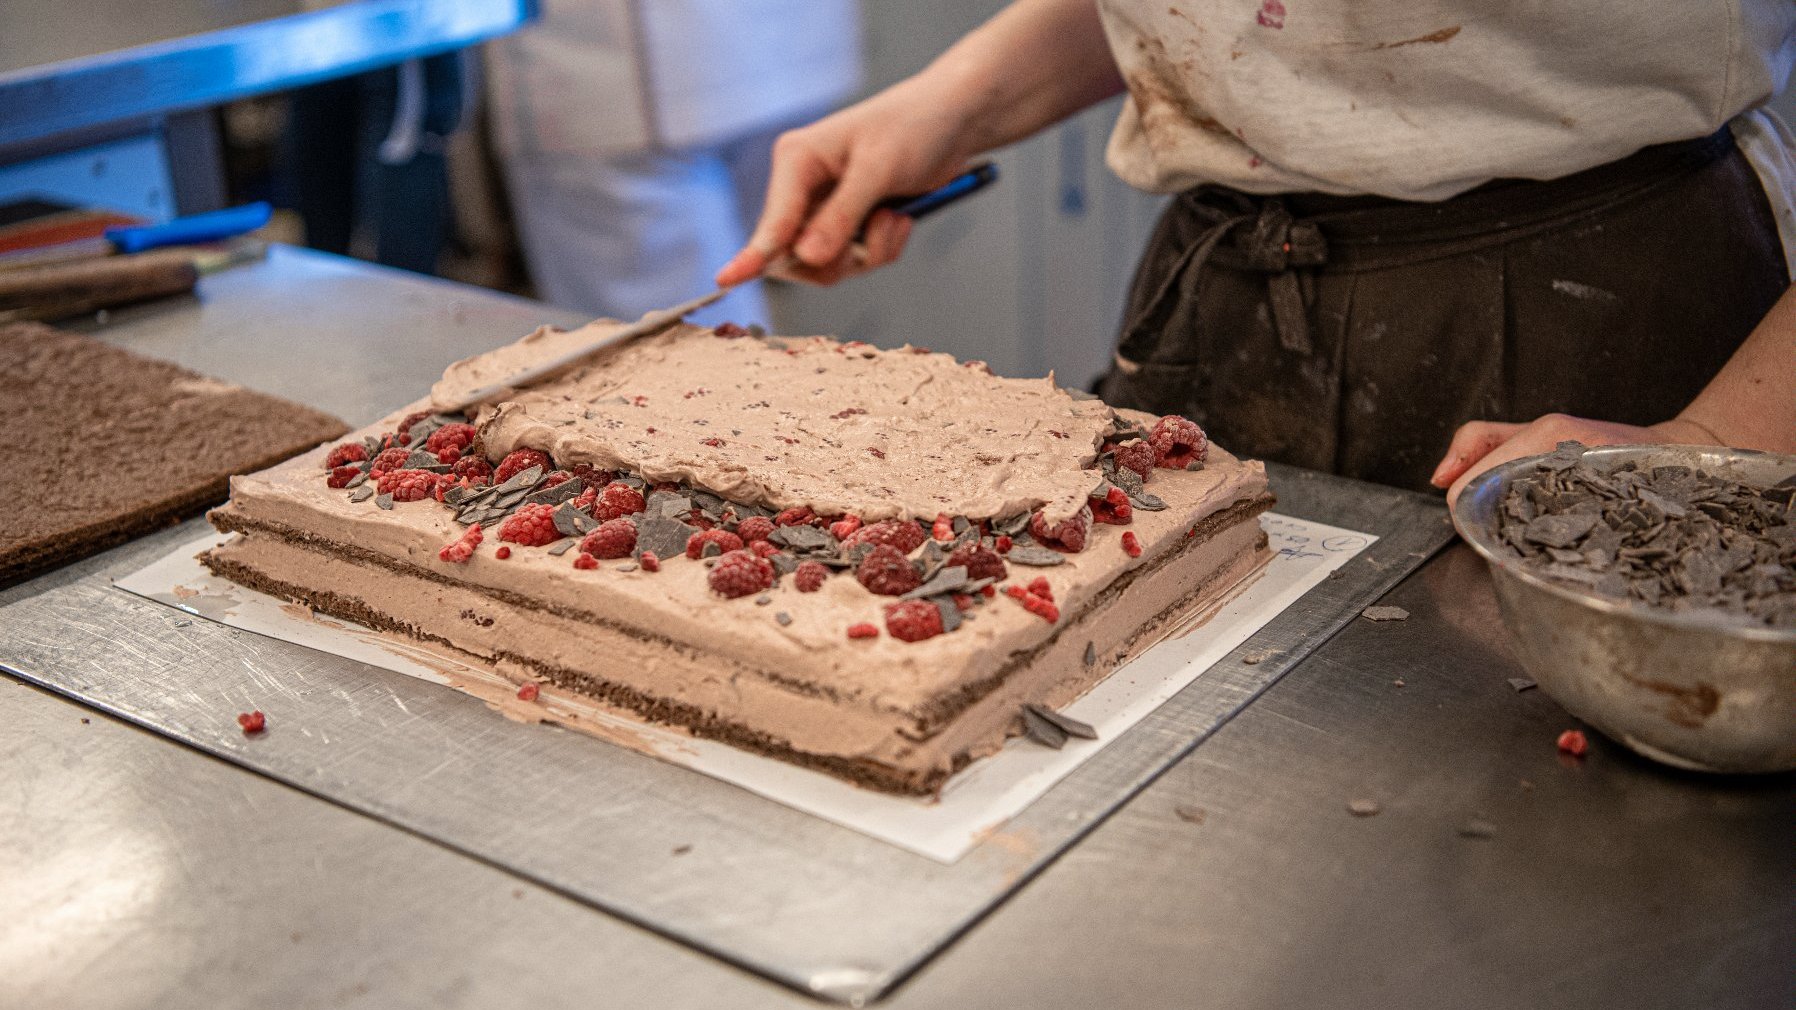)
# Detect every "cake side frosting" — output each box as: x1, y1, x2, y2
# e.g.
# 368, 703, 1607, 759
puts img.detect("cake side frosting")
438, 322, 1118, 524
